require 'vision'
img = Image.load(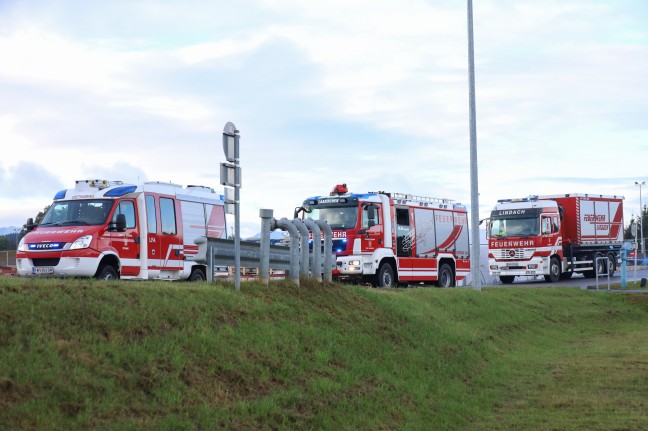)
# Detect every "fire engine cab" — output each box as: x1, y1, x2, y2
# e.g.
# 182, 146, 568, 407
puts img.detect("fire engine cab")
296, 184, 471, 287
16, 179, 227, 280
